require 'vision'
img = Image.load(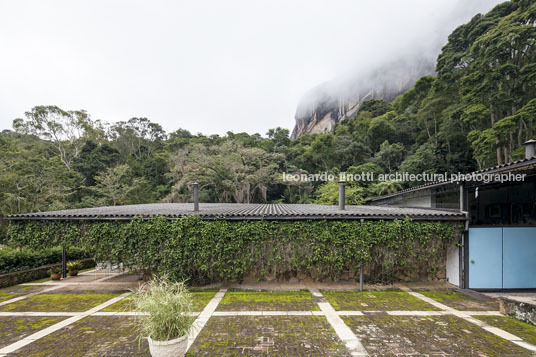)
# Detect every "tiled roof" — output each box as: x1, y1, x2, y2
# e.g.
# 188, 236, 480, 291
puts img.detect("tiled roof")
367, 156, 536, 203
6, 203, 465, 221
